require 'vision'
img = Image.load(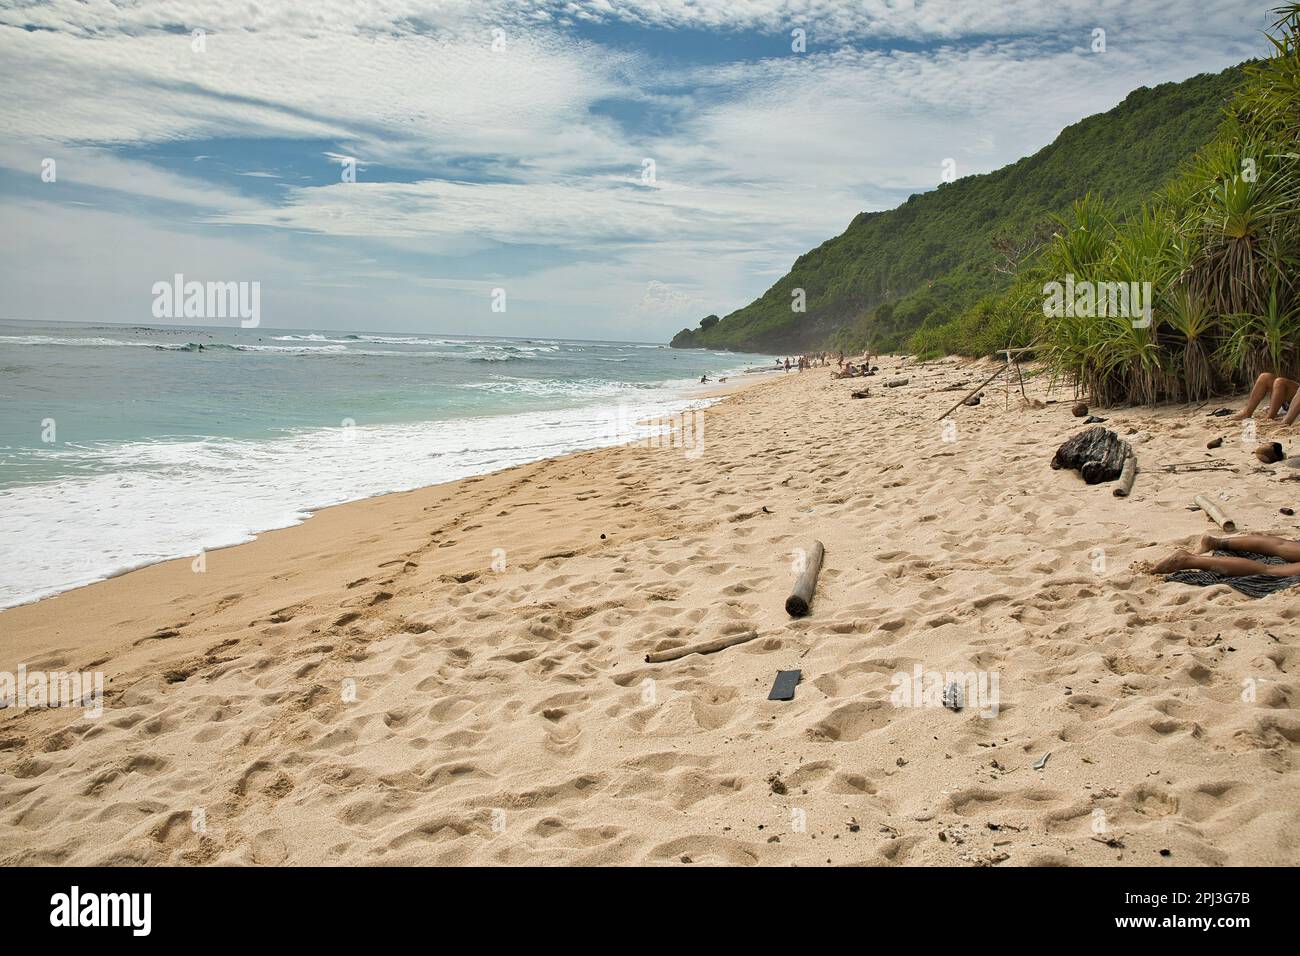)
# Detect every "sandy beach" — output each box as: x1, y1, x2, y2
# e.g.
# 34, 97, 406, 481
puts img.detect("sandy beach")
1, 361, 1297, 866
